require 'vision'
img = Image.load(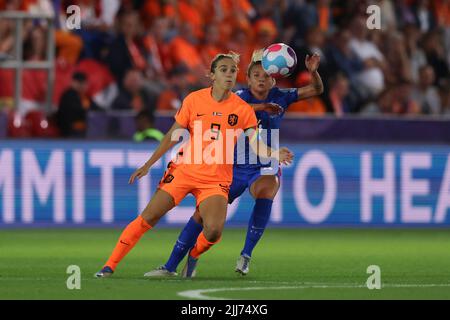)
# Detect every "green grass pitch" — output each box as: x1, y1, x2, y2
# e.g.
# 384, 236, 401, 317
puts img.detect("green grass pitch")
1, 228, 450, 300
